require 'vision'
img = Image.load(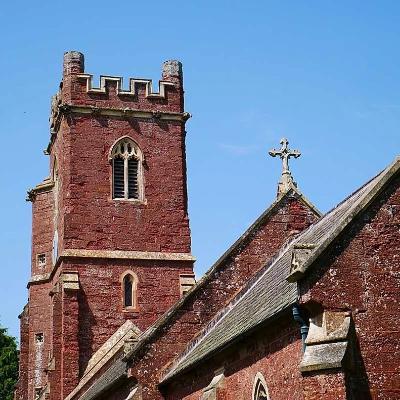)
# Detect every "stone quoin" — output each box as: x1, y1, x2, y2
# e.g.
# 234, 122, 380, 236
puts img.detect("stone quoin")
17, 52, 400, 400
